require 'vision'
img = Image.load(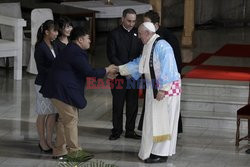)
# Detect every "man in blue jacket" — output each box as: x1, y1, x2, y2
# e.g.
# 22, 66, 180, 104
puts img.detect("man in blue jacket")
40, 27, 117, 161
